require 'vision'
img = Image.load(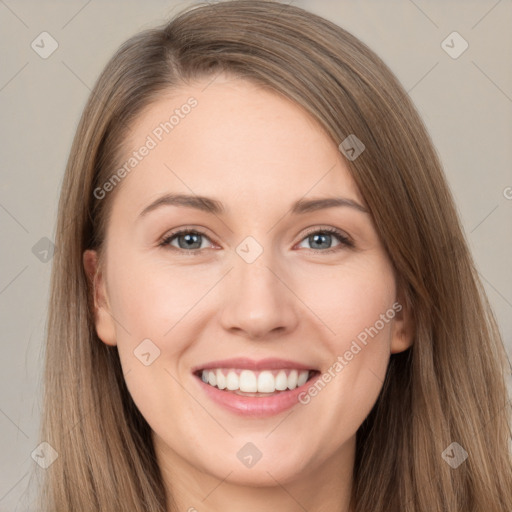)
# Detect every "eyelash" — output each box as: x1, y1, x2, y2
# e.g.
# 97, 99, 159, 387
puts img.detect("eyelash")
159, 226, 354, 255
